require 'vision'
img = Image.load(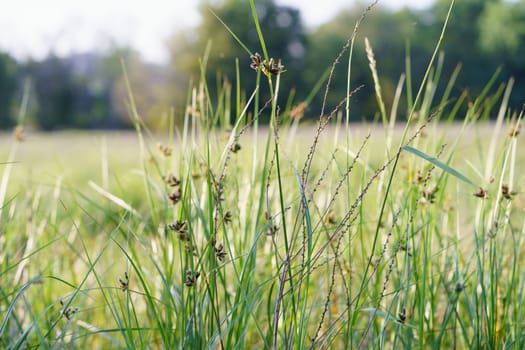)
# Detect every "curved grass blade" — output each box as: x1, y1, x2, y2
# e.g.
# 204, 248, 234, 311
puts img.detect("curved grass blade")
402, 145, 478, 188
